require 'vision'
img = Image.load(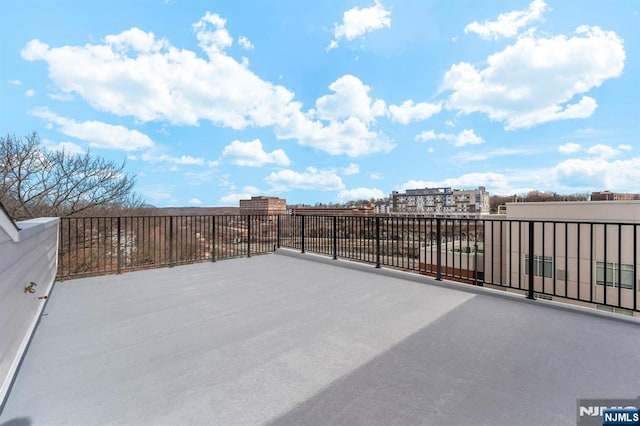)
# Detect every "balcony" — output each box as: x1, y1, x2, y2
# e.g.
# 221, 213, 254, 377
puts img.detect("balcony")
1, 214, 639, 425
